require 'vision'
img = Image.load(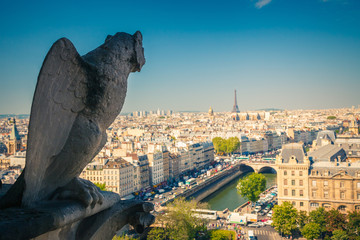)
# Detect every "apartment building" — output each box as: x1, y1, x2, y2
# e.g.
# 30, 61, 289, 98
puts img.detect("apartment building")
277, 141, 360, 213
147, 151, 164, 186
104, 158, 134, 197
